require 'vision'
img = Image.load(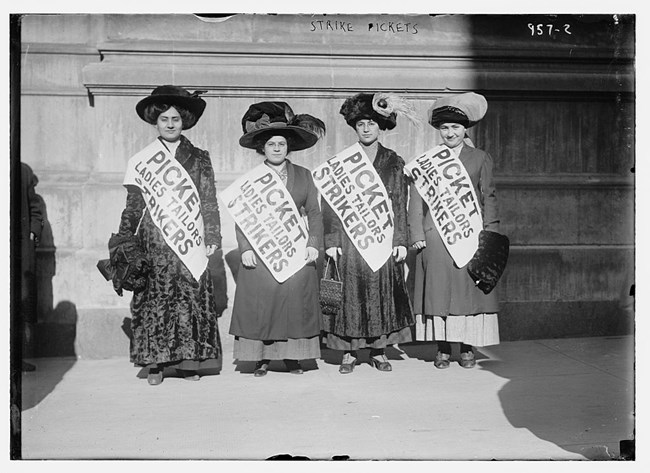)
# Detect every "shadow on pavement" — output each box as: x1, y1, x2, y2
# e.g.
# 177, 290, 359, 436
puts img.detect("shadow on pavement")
21, 358, 77, 411
478, 357, 630, 461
